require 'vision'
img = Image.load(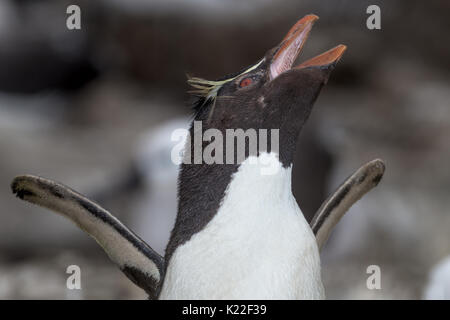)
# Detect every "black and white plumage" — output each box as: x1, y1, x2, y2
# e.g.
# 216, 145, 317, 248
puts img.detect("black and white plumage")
11, 14, 385, 299
11, 159, 383, 299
